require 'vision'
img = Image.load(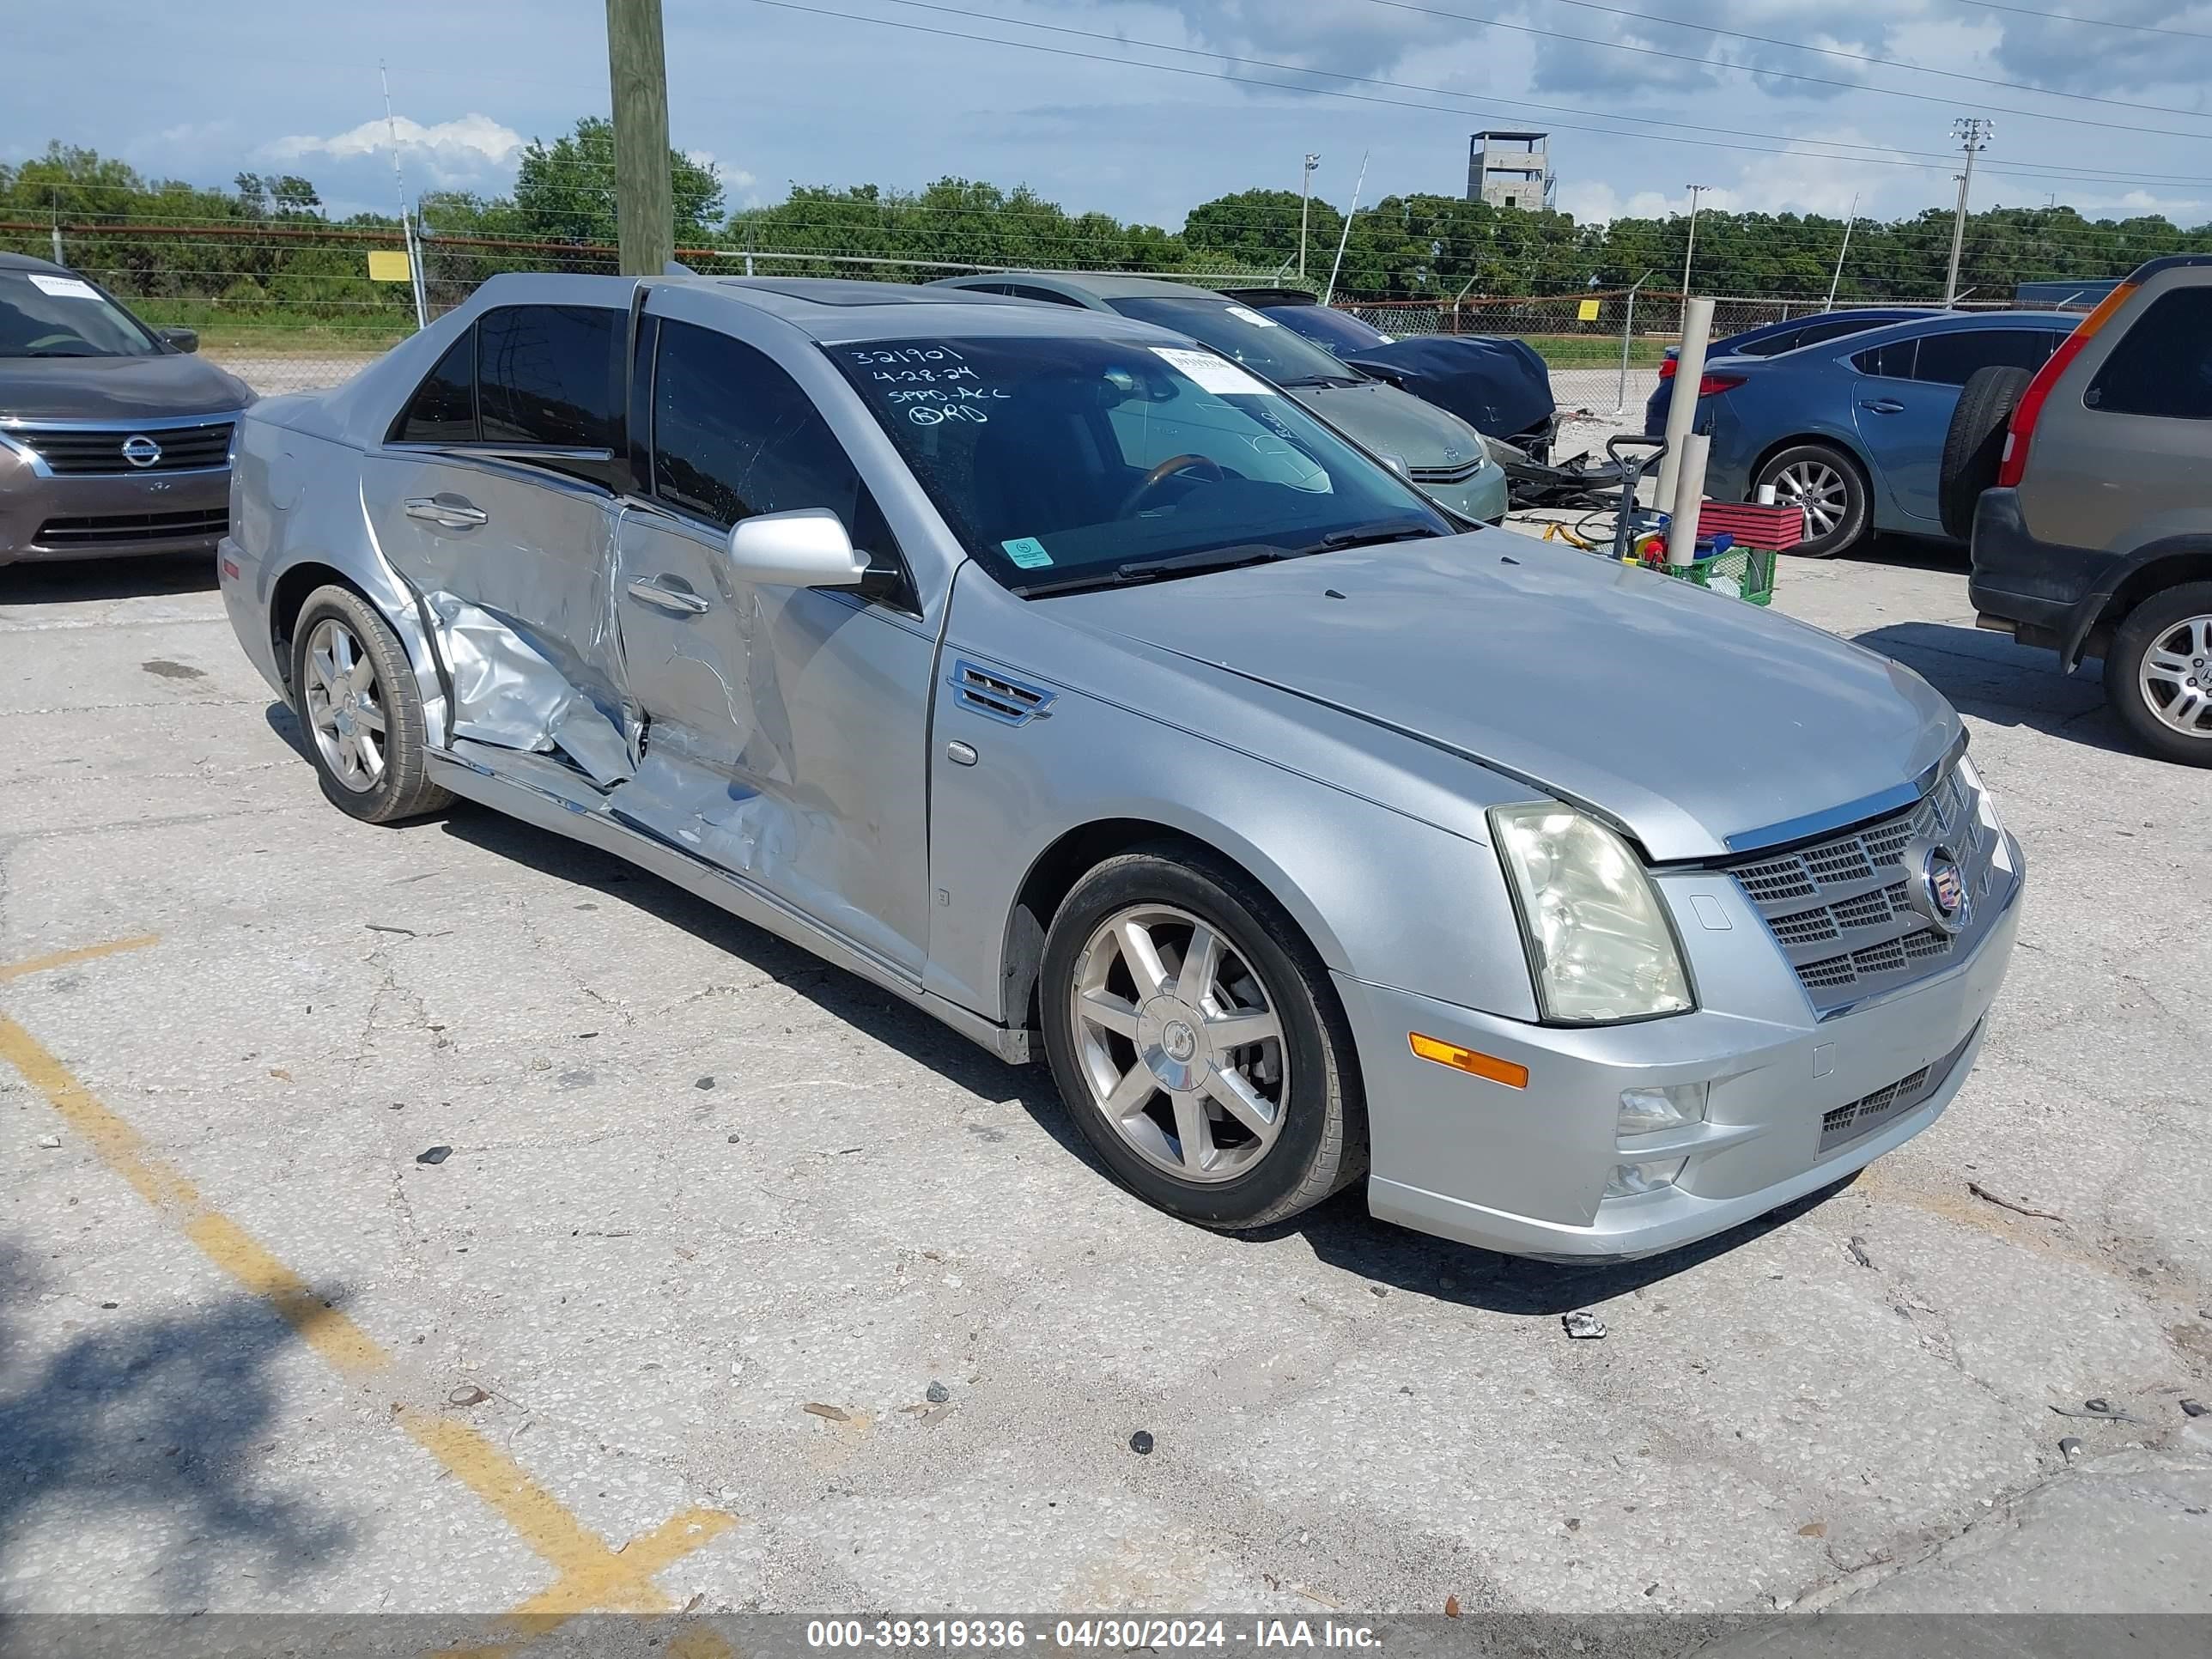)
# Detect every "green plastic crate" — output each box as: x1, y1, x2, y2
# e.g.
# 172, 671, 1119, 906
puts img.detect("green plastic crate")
1650, 544, 1777, 605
